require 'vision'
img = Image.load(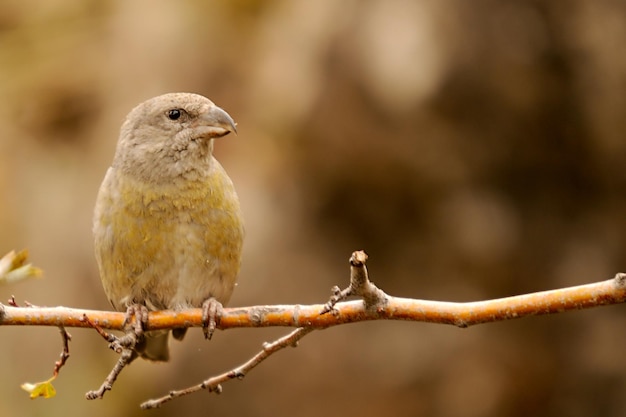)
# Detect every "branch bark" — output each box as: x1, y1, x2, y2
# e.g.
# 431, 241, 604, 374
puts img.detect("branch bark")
3, 250, 626, 409
2, 273, 625, 332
